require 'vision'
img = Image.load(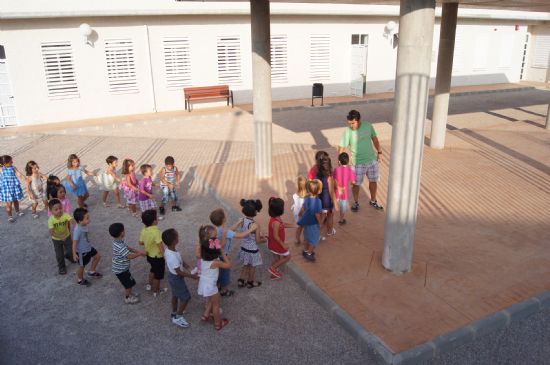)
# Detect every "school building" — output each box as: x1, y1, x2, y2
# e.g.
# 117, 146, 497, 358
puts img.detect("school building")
0, 0, 549, 127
